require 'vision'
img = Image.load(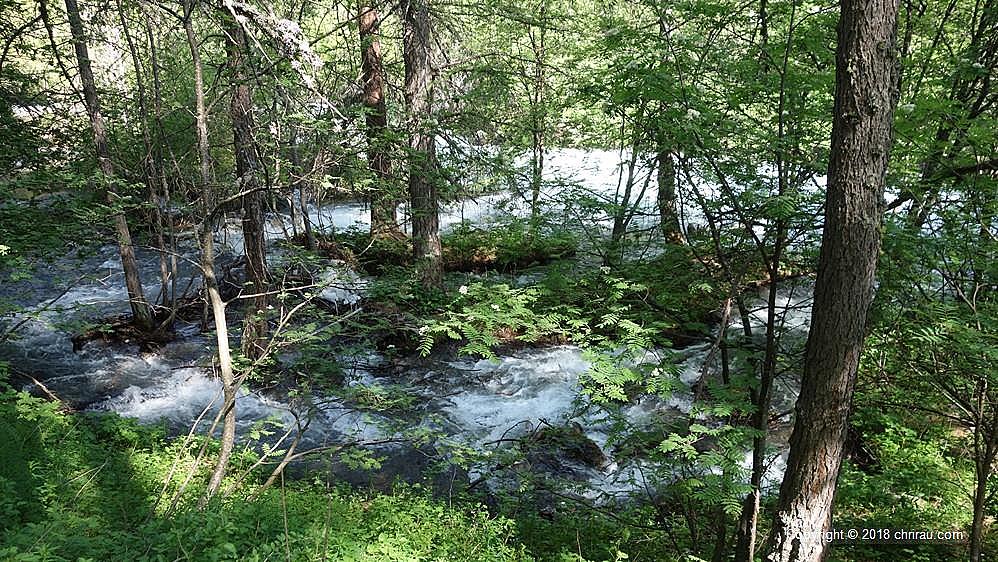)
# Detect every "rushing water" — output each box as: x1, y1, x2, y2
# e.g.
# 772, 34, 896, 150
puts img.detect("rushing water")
1, 148, 807, 500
